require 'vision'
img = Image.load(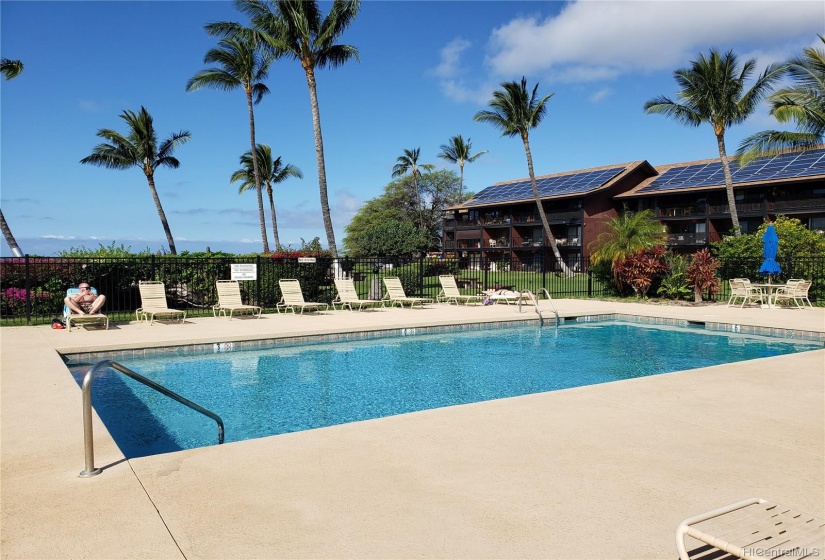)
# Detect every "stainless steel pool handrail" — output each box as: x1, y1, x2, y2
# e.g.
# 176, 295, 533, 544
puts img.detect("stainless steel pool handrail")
517, 288, 560, 326
80, 359, 225, 478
